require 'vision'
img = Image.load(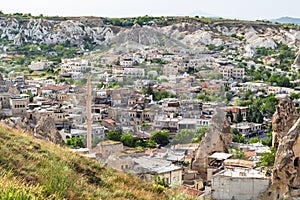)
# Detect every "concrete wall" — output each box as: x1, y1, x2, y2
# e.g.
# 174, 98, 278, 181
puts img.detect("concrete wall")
106, 155, 134, 172
159, 169, 182, 186
212, 176, 270, 200
96, 141, 123, 158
